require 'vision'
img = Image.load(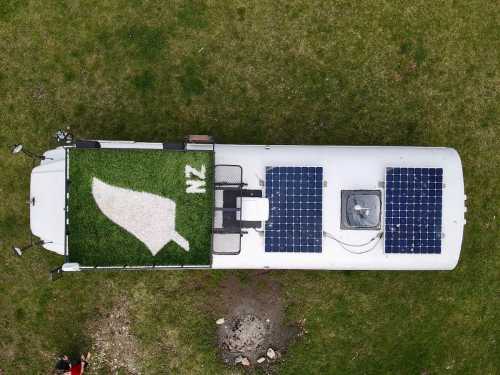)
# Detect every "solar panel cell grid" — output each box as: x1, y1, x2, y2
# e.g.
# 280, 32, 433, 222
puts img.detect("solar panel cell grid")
384, 167, 443, 254
265, 167, 323, 252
